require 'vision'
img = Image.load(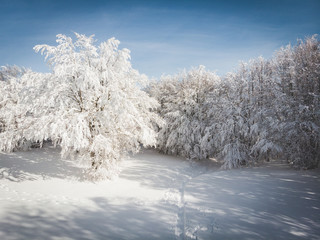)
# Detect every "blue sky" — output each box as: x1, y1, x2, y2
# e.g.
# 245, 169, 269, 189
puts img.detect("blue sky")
0, 0, 319, 78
